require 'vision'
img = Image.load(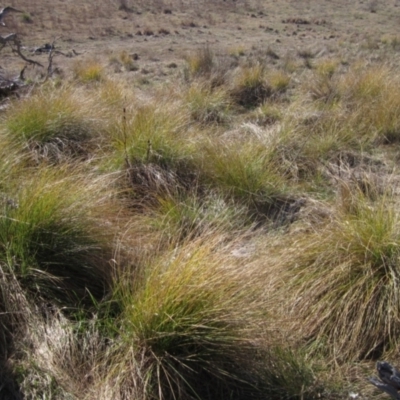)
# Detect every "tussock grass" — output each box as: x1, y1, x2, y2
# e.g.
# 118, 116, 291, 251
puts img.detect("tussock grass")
261, 346, 328, 400
280, 190, 400, 361
286, 62, 400, 195
184, 46, 234, 87
4, 86, 105, 162
107, 100, 199, 206
278, 110, 360, 181
229, 45, 246, 57
251, 102, 283, 125
315, 59, 340, 78
119, 50, 139, 72
95, 78, 137, 114
21, 12, 33, 23
301, 63, 400, 146
0, 131, 27, 186
184, 82, 231, 125
231, 64, 273, 108
338, 64, 400, 143
381, 34, 400, 50
0, 169, 115, 394
0, 136, 33, 397
108, 235, 271, 399
111, 101, 189, 166
200, 138, 296, 219
303, 69, 341, 104
15, 311, 107, 399
0, 166, 115, 308
0, 268, 36, 398
185, 46, 215, 78
300, 59, 342, 105
267, 69, 291, 94
73, 59, 105, 83
148, 192, 249, 242
4, 36, 400, 399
